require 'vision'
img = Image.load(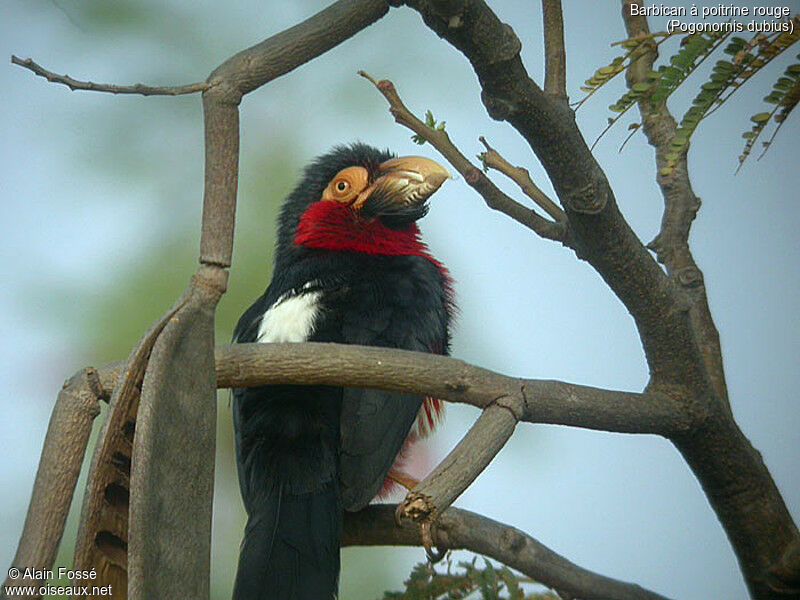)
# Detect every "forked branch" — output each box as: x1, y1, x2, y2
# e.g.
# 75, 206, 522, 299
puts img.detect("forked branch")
358, 70, 569, 245
477, 136, 565, 222
8, 346, 678, 600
